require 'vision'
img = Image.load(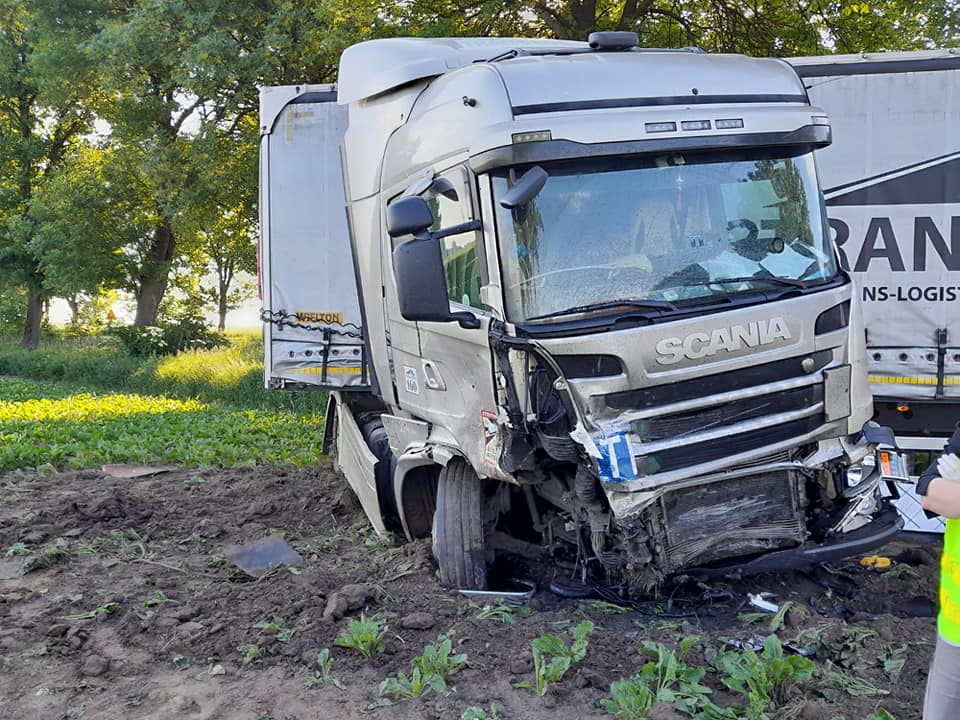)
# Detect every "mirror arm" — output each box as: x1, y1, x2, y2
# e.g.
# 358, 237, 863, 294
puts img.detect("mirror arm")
432, 219, 482, 240
451, 311, 482, 329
